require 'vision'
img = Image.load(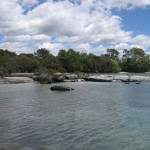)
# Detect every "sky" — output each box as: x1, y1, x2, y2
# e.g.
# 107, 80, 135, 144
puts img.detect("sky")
0, 0, 150, 56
